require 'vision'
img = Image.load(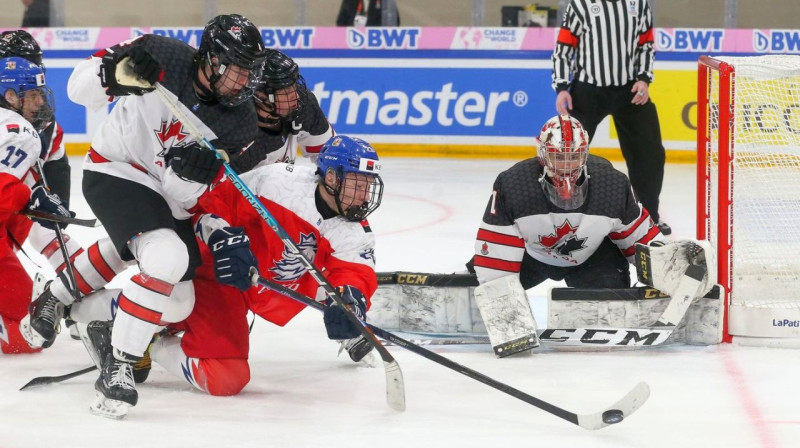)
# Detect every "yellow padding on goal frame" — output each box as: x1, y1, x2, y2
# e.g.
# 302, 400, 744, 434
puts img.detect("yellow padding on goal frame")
65, 142, 697, 164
